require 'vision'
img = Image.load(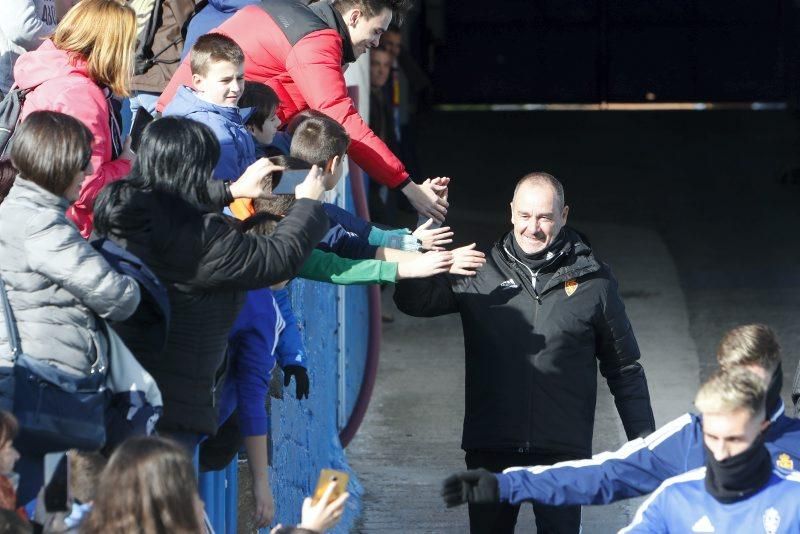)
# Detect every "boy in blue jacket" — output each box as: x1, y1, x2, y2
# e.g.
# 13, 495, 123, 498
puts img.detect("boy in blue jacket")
164, 33, 256, 182
216, 212, 310, 529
